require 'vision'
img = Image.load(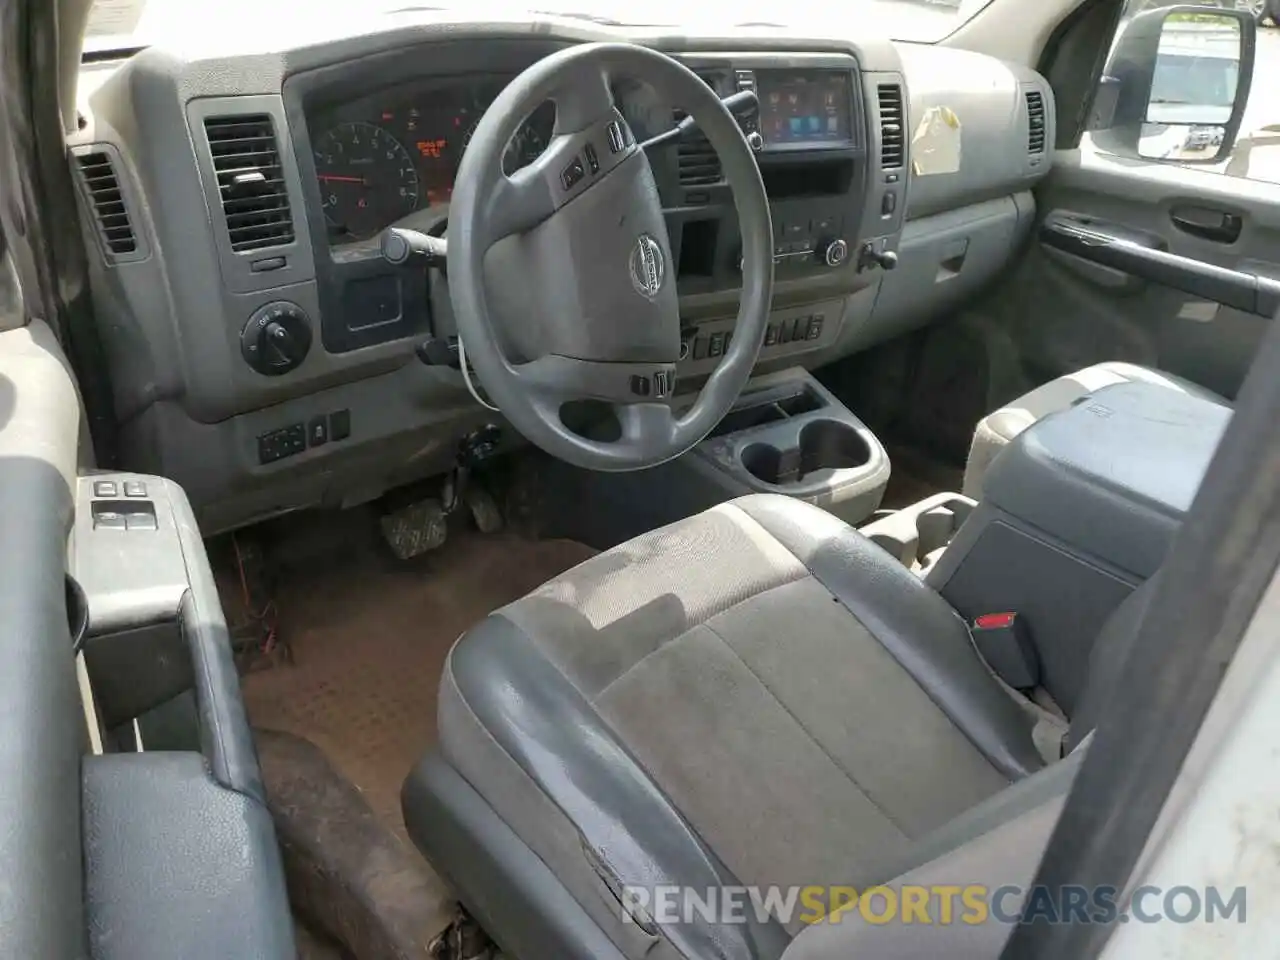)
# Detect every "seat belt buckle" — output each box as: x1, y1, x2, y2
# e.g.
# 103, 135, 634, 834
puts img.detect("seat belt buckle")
971, 611, 1040, 691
